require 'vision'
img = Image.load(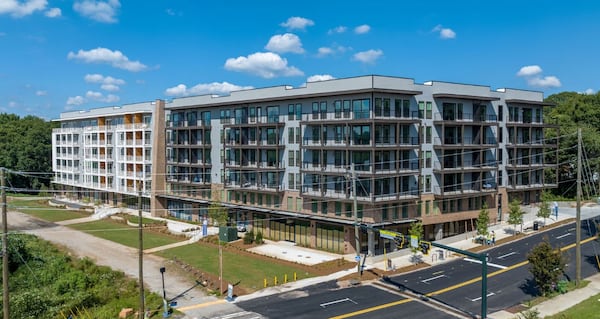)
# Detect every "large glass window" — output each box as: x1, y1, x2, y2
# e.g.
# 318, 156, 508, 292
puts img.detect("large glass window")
352, 125, 370, 145
267, 106, 279, 123
353, 99, 370, 119
334, 100, 342, 118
